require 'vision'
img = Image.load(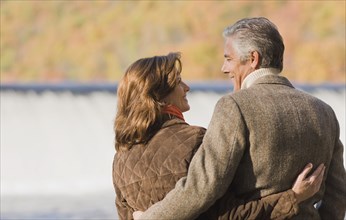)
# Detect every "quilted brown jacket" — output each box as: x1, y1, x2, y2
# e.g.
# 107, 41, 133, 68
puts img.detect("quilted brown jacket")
113, 117, 300, 220
113, 118, 205, 219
